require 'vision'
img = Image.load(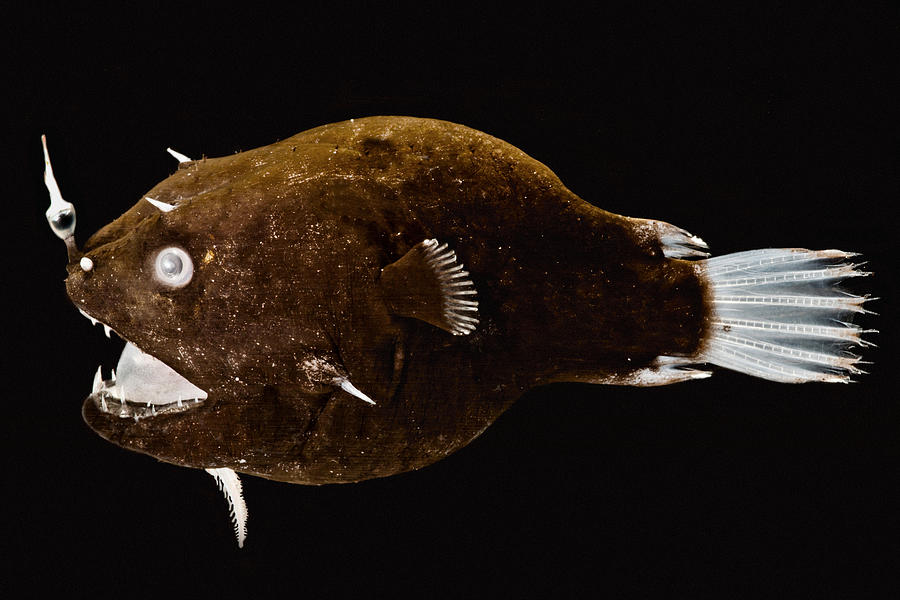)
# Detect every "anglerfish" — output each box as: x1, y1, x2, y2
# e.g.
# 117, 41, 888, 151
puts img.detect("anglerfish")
42, 116, 875, 547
